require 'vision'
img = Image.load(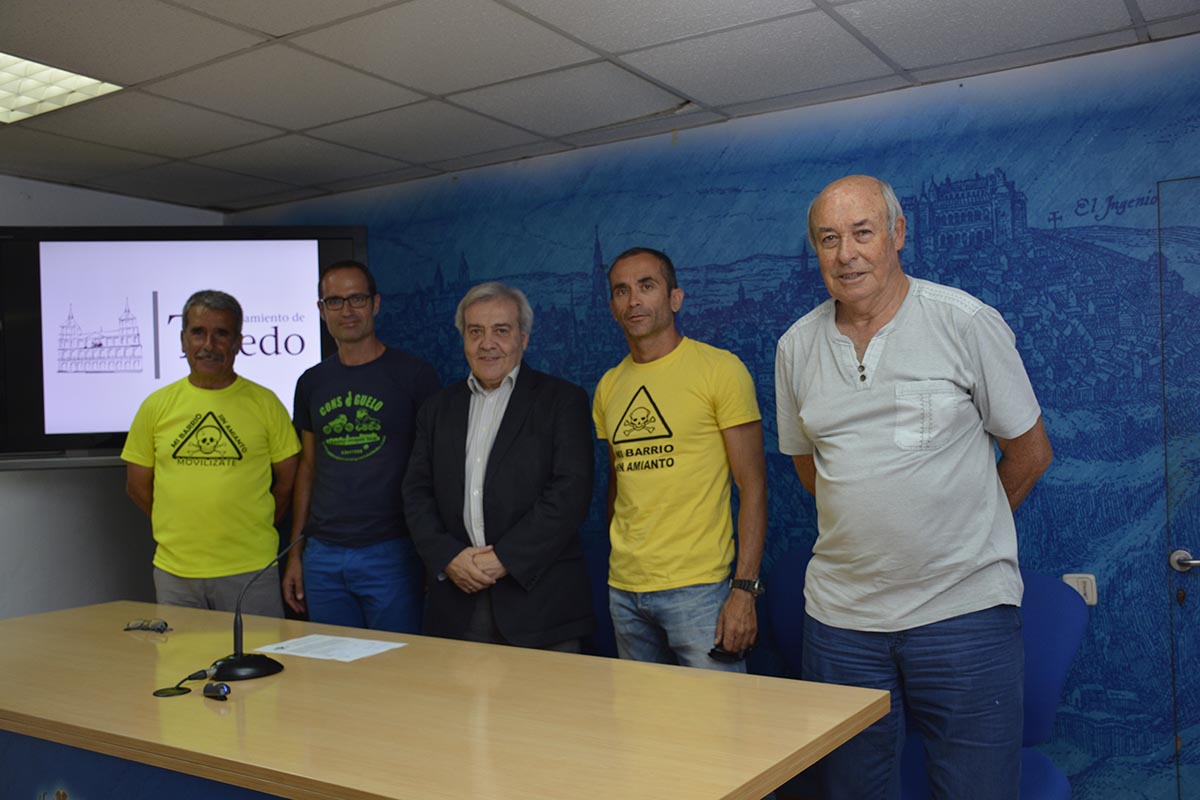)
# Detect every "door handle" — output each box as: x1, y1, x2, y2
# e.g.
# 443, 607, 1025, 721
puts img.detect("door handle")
1170, 549, 1200, 572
